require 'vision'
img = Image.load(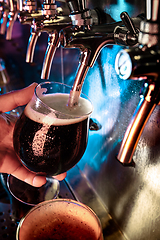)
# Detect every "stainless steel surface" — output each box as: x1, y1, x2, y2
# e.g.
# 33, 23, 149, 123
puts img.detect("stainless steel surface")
66, 165, 126, 240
